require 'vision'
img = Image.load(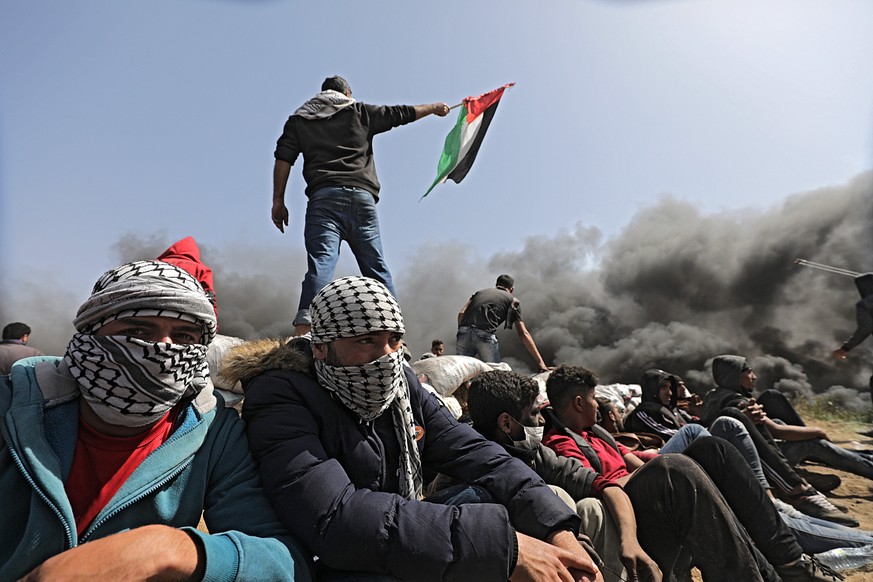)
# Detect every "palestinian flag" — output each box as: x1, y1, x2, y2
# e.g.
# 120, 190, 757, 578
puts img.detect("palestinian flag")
423, 83, 514, 198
